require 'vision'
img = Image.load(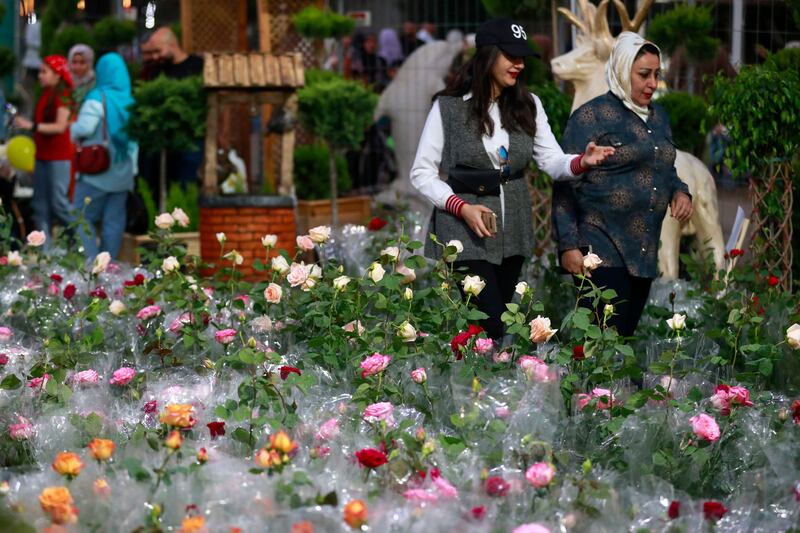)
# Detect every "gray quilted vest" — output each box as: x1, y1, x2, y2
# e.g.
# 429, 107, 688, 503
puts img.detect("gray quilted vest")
424, 95, 536, 265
